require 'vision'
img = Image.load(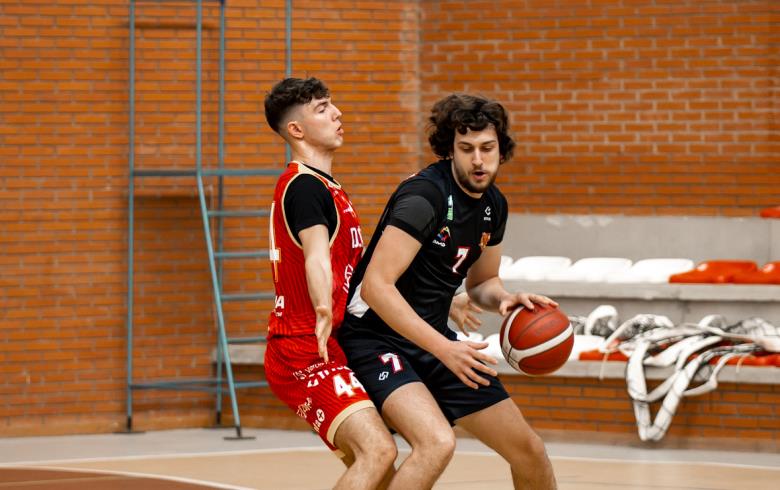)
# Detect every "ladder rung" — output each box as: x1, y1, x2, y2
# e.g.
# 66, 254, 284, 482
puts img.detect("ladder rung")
202, 168, 281, 177
221, 292, 275, 302
133, 168, 281, 178
132, 379, 213, 388
133, 168, 196, 177
234, 381, 268, 389
131, 379, 266, 391
131, 379, 218, 393
227, 336, 266, 344
208, 209, 270, 218
214, 250, 269, 259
